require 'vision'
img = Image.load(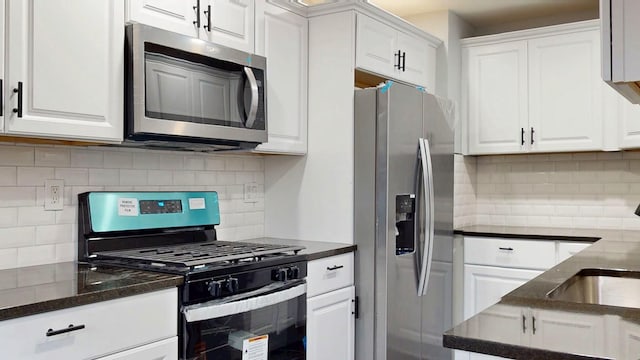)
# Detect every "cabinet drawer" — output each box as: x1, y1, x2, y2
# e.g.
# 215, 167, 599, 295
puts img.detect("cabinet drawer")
464, 237, 555, 270
0, 288, 177, 360
307, 253, 354, 297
